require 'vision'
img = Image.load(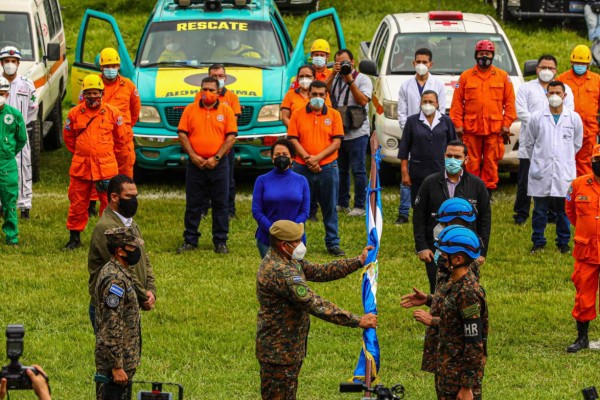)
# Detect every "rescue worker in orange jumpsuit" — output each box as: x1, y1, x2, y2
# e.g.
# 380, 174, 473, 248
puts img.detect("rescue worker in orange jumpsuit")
450, 40, 516, 194
87, 47, 141, 217
565, 144, 600, 352
557, 45, 600, 177
63, 75, 126, 250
